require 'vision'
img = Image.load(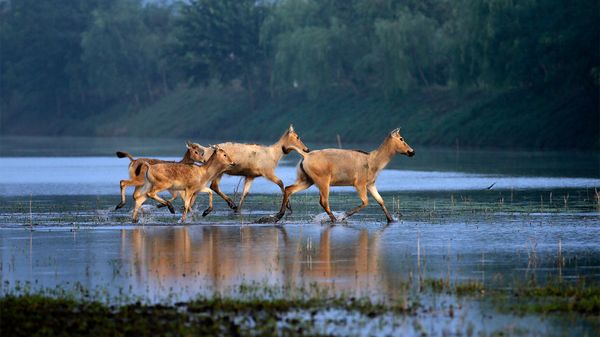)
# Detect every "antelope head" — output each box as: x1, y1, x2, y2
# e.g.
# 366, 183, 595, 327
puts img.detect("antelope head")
186, 141, 206, 162
210, 145, 237, 168
281, 124, 310, 154
389, 128, 415, 157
